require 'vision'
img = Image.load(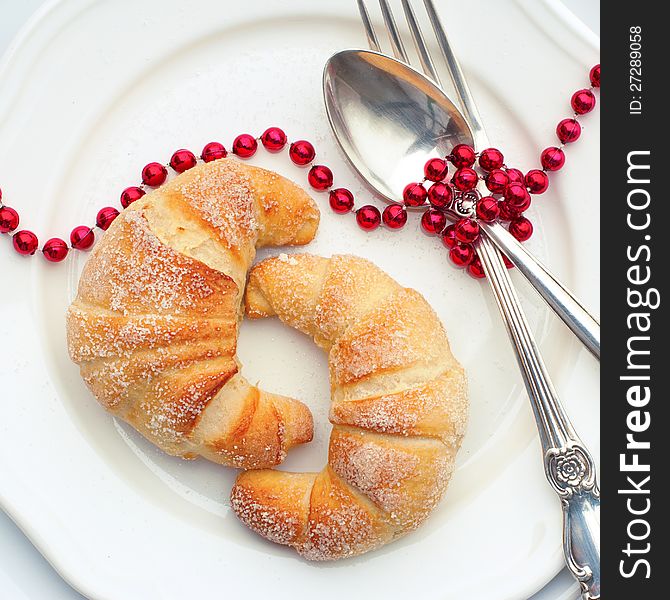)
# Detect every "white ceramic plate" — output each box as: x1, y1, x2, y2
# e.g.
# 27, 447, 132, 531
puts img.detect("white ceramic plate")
0, 1, 599, 599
